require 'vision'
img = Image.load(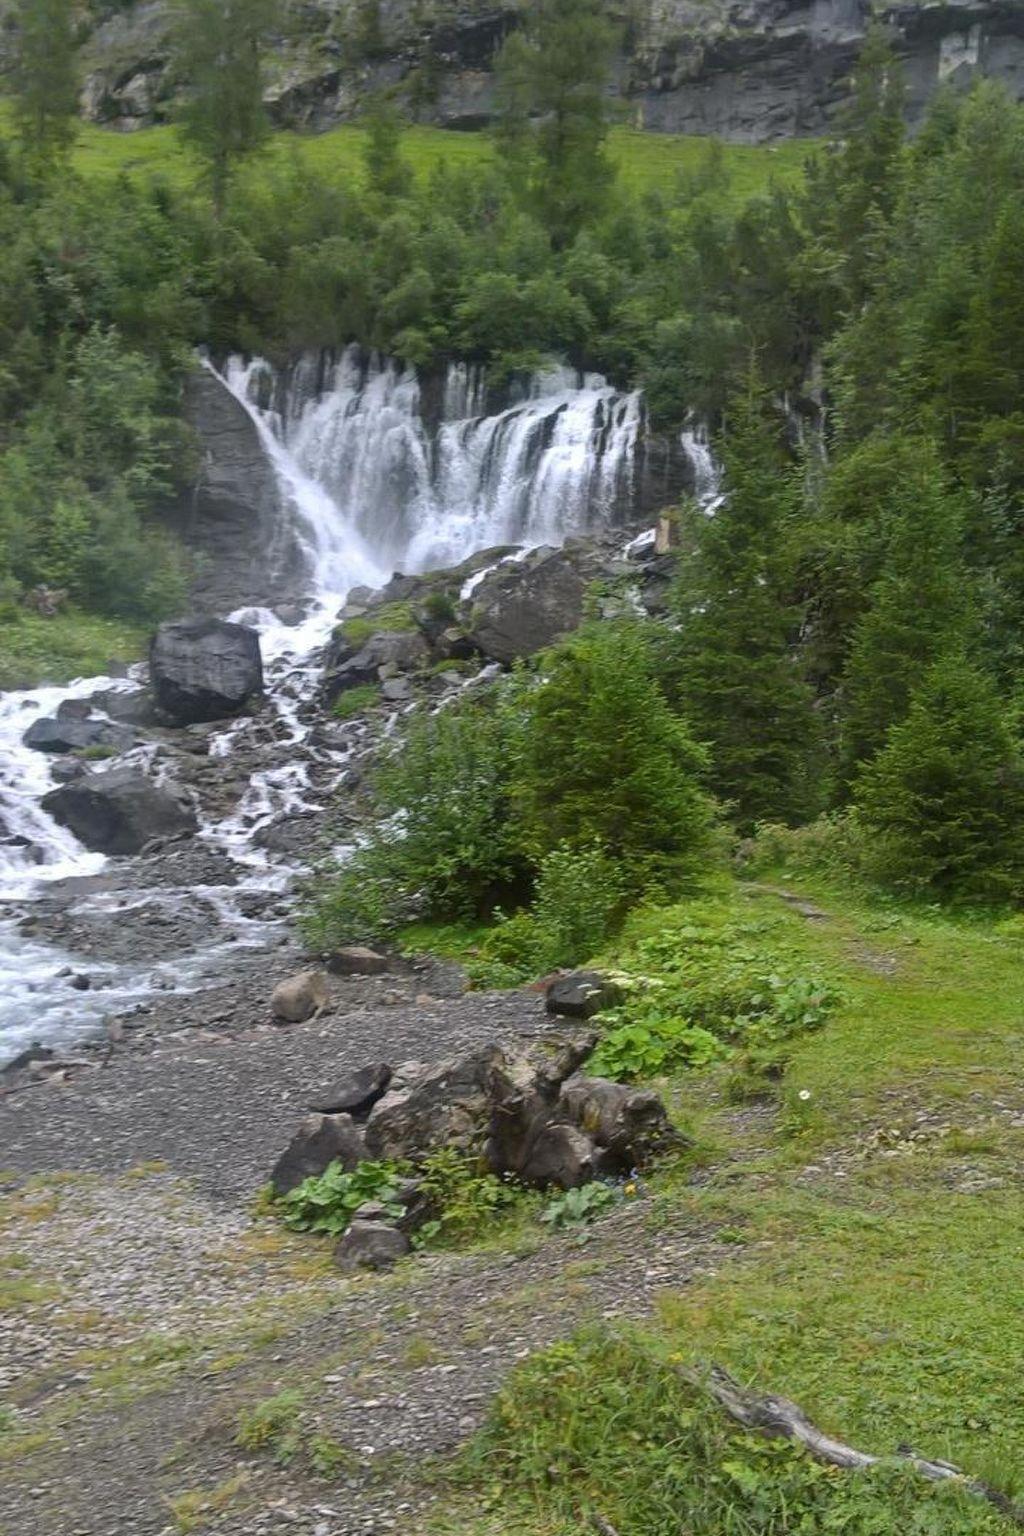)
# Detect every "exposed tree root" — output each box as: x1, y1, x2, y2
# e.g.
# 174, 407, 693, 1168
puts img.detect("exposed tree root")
683, 1363, 1024, 1526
